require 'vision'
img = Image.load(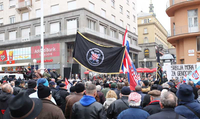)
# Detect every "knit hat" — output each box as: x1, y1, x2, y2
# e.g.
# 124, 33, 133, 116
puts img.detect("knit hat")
37, 84, 51, 99
59, 83, 66, 87
37, 78, 48, 87
128, 92, 141, 103
176, 84, 194, 102
121, 86, 131, 95
75, 83, 85, 93
111, 83, 116, 88
28, 80, 36, 88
